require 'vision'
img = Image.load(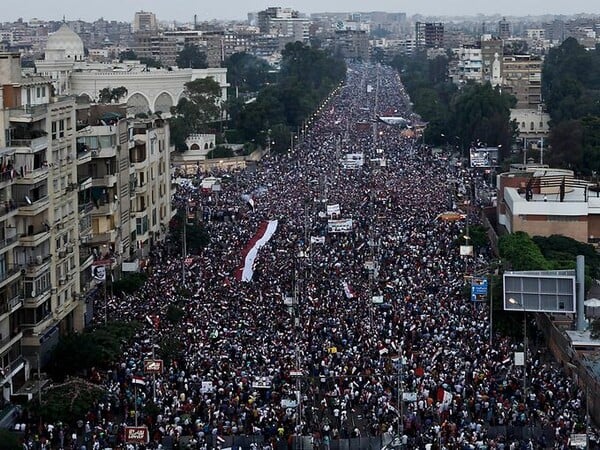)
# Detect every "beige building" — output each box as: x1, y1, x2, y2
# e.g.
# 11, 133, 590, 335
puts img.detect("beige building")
501, 55, 543, 109
0, 52, 83, 384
